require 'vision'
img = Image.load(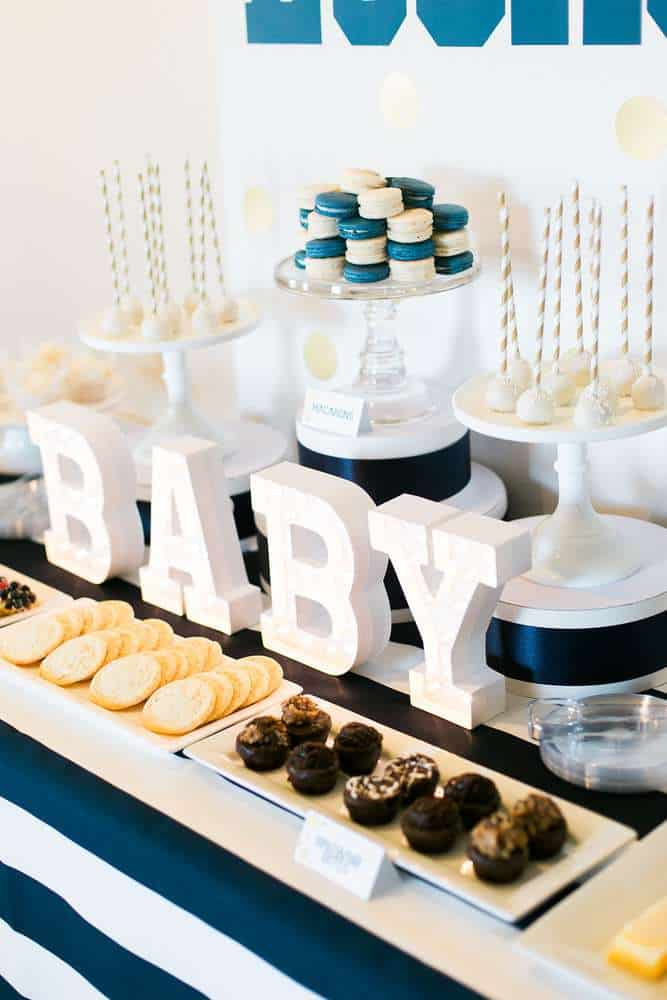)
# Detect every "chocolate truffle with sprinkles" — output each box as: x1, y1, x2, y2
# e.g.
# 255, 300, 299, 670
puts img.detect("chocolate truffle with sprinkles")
468, 810, 529, 884
384, 753, 439, 804
512, 794, 567, 859
344, 775, 401, 827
